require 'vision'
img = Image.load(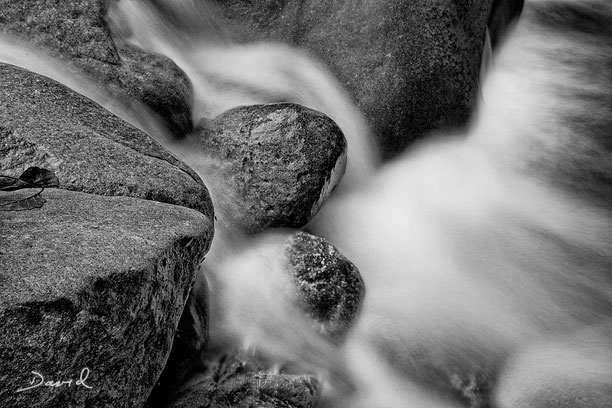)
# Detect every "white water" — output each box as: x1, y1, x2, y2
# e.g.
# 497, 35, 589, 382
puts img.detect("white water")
106, 0, 378, 193
2, 0, 611, 407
